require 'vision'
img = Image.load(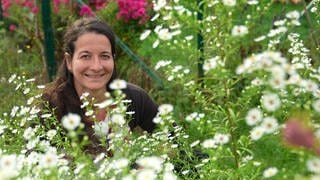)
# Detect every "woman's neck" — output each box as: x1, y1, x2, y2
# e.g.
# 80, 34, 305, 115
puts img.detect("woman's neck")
77, 88, 107, 103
